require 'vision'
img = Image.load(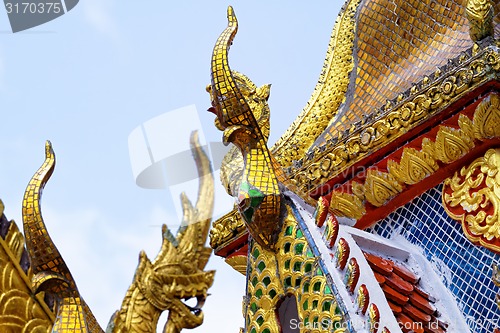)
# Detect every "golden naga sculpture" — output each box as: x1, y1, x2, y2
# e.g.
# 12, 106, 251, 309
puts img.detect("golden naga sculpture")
108, 131, 215, 333
20, 132, 215, 333
208, 6, 283, 251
